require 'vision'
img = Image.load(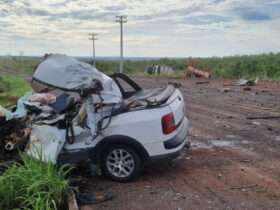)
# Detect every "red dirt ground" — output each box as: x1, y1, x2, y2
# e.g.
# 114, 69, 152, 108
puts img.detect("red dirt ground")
80, 77, 280, 210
